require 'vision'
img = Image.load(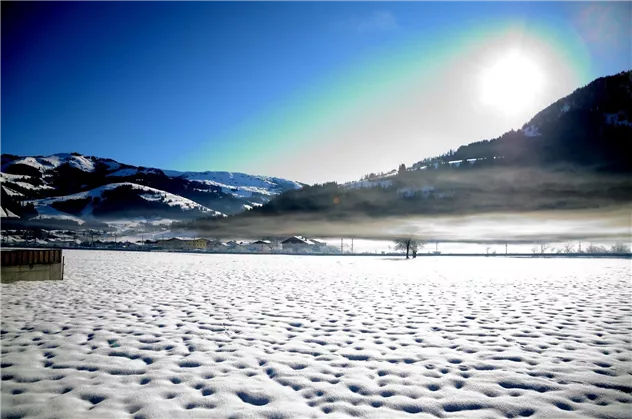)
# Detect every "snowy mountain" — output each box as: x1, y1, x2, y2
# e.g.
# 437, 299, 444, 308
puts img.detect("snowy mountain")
0, 153, 302, 226
163, 170, 302, 202
29, 182, 224, 225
